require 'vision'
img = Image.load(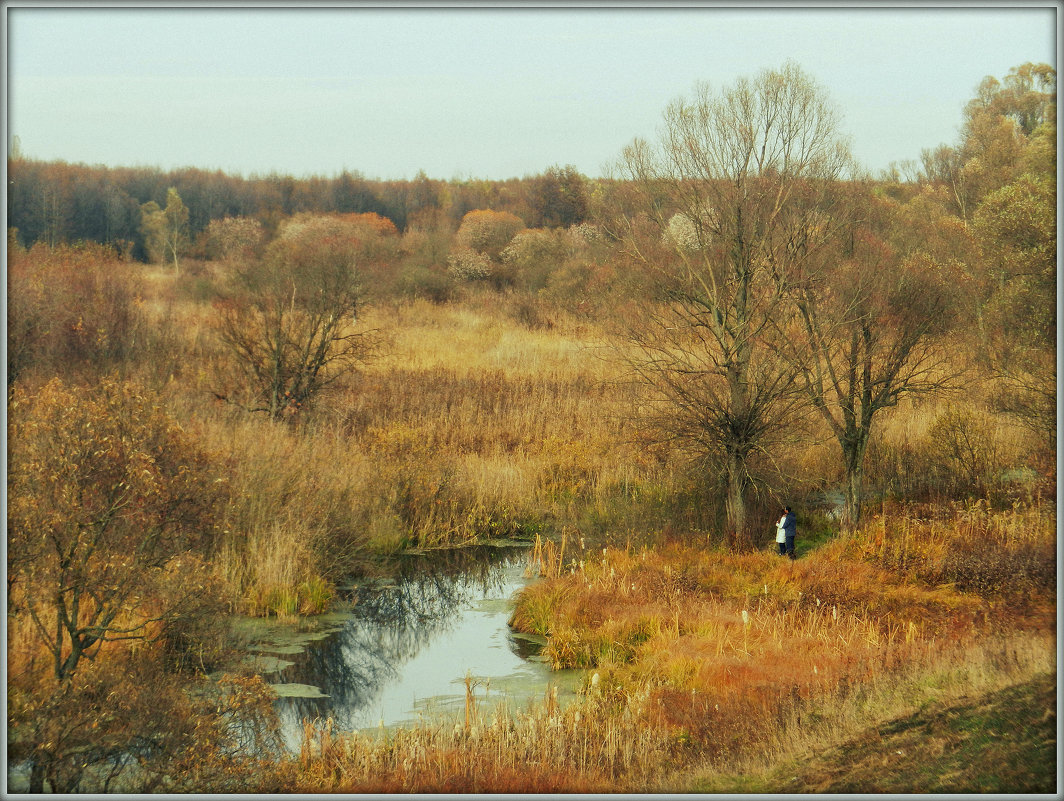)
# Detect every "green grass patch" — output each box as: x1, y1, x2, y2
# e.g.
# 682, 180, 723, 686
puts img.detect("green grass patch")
793, 509, 839, 557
